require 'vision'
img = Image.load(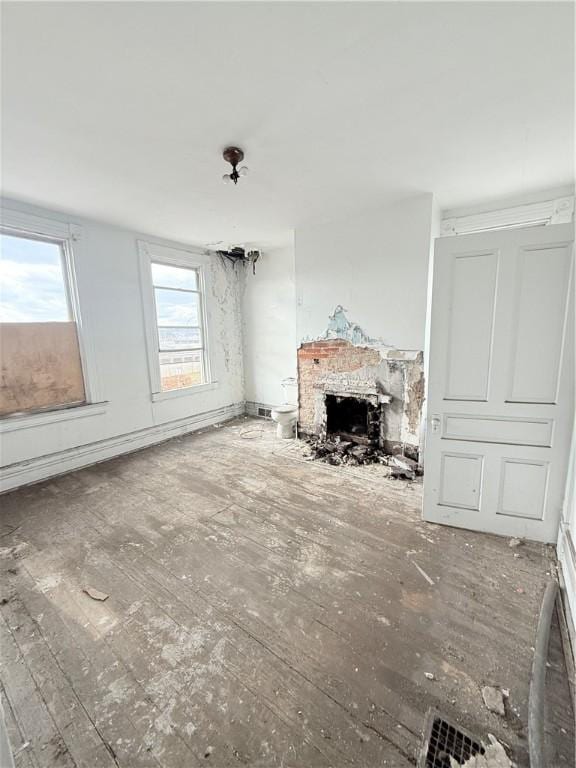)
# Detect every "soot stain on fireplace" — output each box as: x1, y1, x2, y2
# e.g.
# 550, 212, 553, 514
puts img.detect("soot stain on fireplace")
325, 394, 380, 445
